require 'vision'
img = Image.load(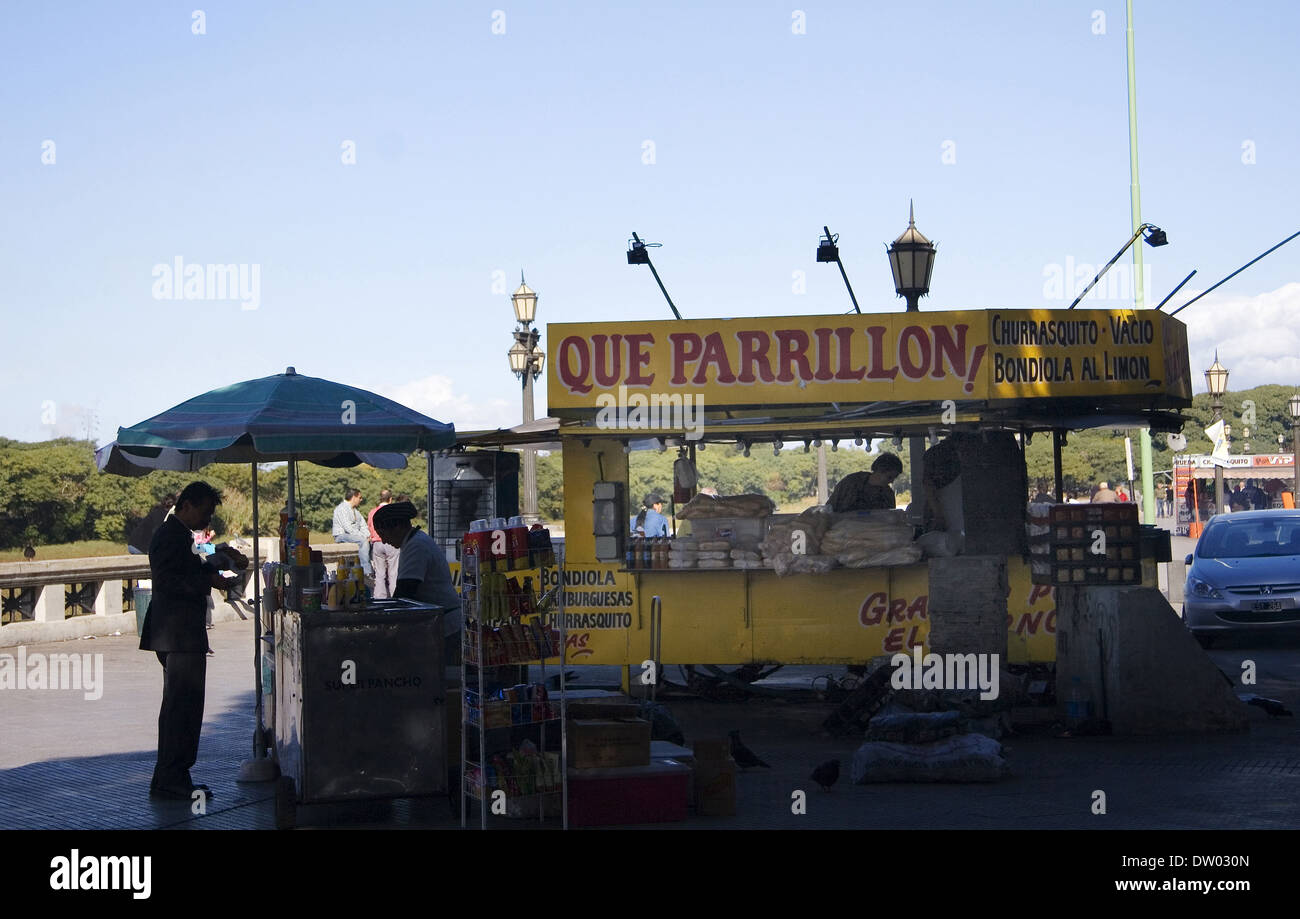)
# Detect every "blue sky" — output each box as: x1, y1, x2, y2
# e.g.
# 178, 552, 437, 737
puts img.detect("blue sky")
3, 0, 1297, 443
